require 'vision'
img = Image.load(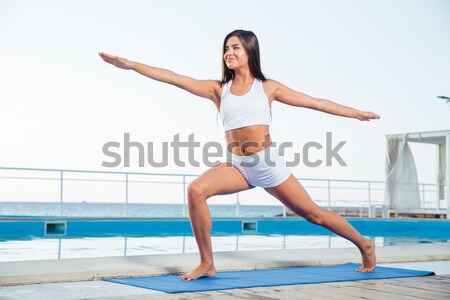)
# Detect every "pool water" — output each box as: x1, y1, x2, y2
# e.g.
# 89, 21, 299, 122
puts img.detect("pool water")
1, 218, 449, 262
1, 234, 448, 262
